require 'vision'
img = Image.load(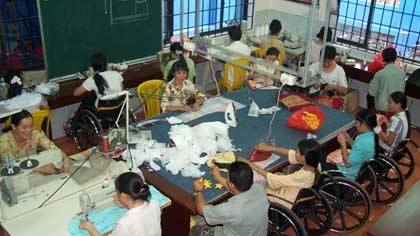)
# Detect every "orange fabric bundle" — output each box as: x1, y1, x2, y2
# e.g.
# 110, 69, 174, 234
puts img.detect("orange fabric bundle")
287, 105, 325, 131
